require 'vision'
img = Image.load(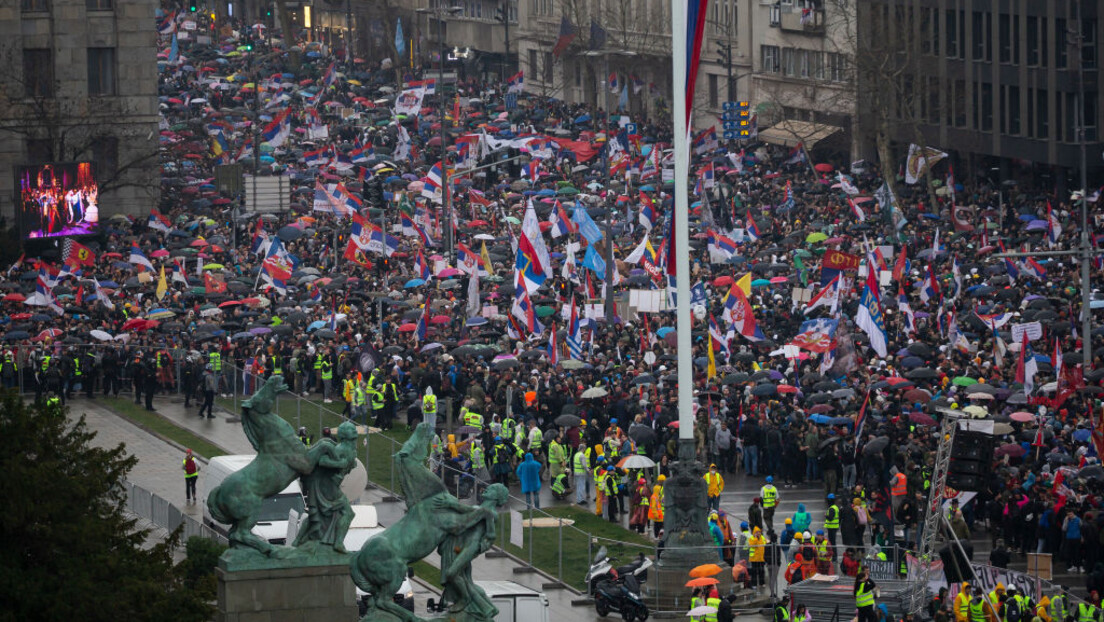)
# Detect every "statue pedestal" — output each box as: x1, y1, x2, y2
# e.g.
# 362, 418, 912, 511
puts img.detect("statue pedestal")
216, 563, 357, 622
654, 438, 716, 612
